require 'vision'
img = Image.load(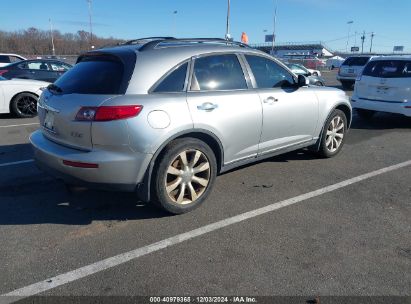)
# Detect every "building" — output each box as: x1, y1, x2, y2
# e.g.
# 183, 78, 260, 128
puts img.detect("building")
252, 42, 334, 59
